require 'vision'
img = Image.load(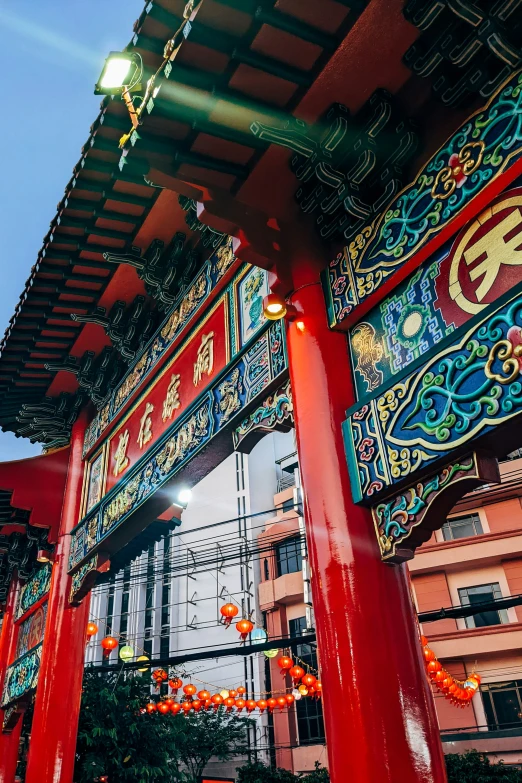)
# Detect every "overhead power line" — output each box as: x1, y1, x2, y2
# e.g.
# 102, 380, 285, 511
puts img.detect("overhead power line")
89, 632, 317, 673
